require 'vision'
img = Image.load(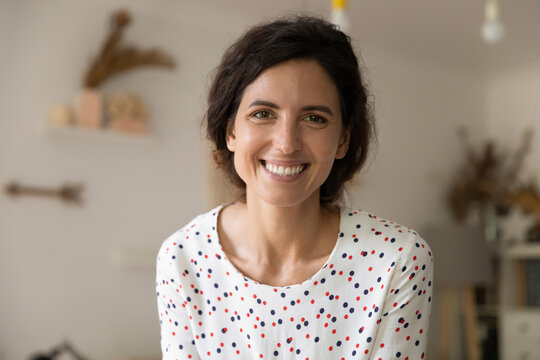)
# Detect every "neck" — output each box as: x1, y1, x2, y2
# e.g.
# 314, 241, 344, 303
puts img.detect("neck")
235, 190, 338, 266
